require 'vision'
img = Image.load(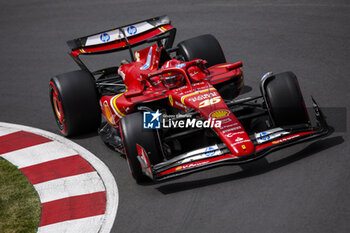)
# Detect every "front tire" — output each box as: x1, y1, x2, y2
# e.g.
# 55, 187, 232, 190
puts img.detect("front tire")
262, 71, 310, 126
119, 112, 163, 183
